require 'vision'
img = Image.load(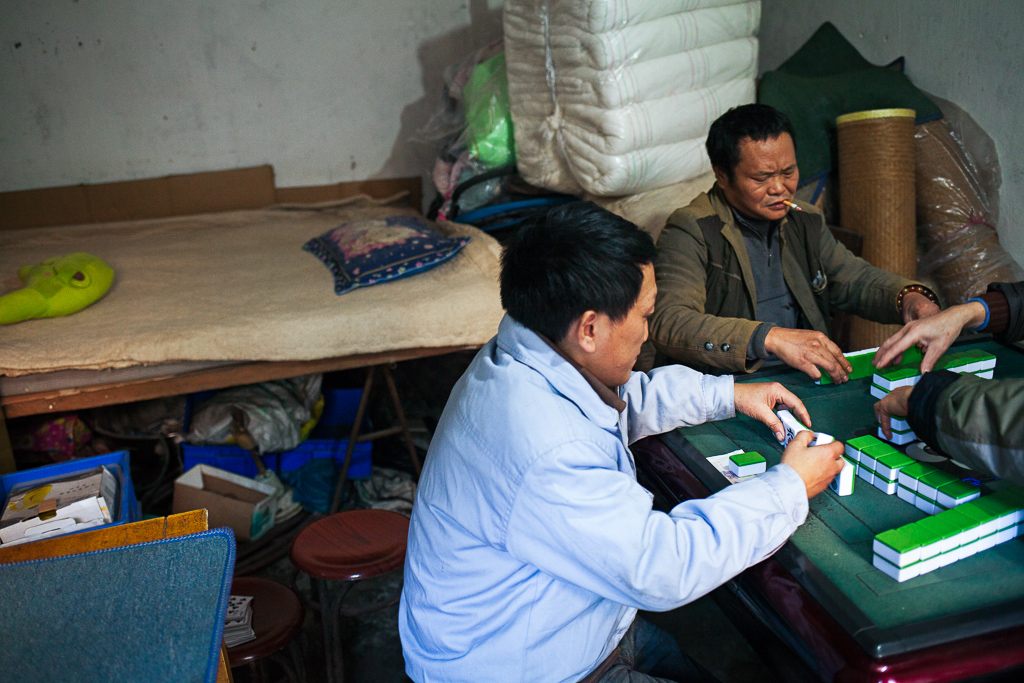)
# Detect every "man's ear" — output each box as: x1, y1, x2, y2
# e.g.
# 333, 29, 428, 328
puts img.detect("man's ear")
712, 165, 729, 186
564, 310, 600, 355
